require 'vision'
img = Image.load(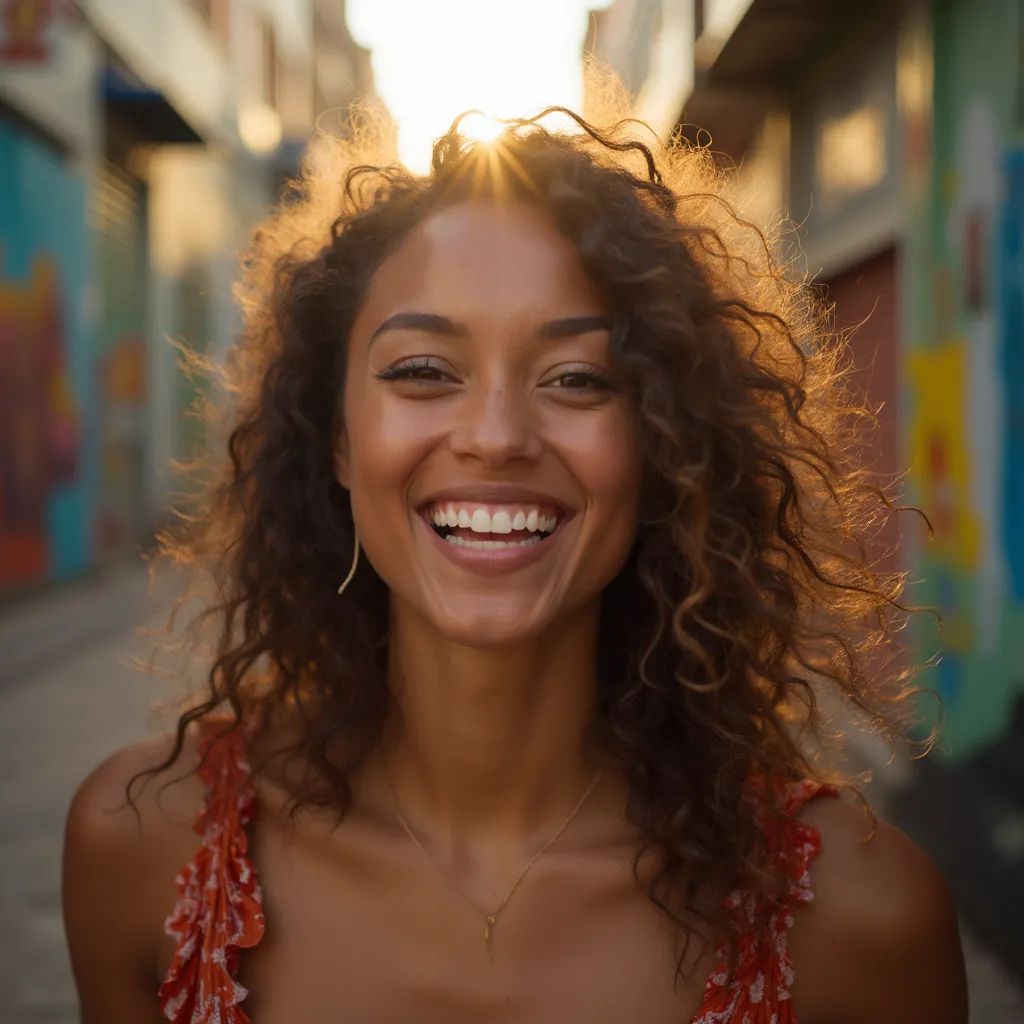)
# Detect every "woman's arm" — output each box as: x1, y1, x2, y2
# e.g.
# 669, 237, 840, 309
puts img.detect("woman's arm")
62, 736, 203, 1023
790, 793, 968, 1024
